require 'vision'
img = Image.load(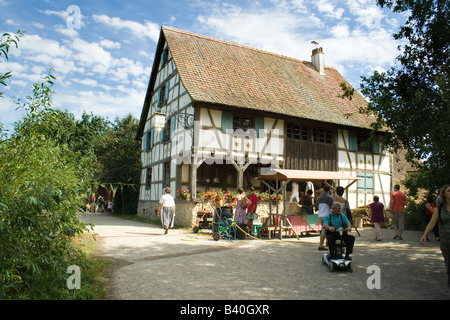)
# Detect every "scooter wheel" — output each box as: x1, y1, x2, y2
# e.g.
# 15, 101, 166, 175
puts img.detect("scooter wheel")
329, 262, 334, 272
348, 264, 353, 273
213, 233, 220, 241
